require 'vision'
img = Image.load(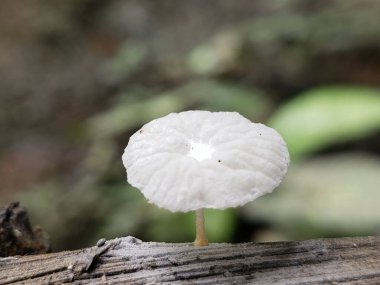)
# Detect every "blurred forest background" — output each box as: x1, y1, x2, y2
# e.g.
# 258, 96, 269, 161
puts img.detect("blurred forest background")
1, 0, 380, 251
